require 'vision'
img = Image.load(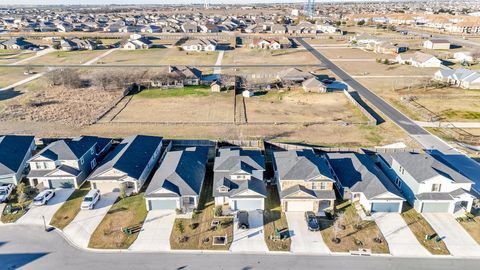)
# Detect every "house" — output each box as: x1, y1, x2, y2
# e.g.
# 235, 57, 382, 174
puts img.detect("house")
434, 68, 480, 90
210, 81, 223, 92
302, 77, 327, 93
423, 39, 451, 50
377, 152, 476, 213
181, 39, 217, 52
326, 152, 405, 213
60, 38, 97, 51
88, 135, 163, 194
453, 52, 474, 63
242, 90, 254, 98
350, 33, 378, 45
277, 68, 314, 84
0, 135, 36, 185
213, 147, 267, 211
373, 41, 408, 55
249, 37, 291, 50
273, 150, 336, 214
0, 37, 35, 50
27, 136, 112, 189
122, 34, 152, 50
144, 147, 209, 212
395, 52, 442, 68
